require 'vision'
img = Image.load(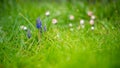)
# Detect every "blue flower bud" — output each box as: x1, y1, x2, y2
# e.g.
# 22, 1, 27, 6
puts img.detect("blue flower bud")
36, 17, 42, 29
27, 29, 31, 38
